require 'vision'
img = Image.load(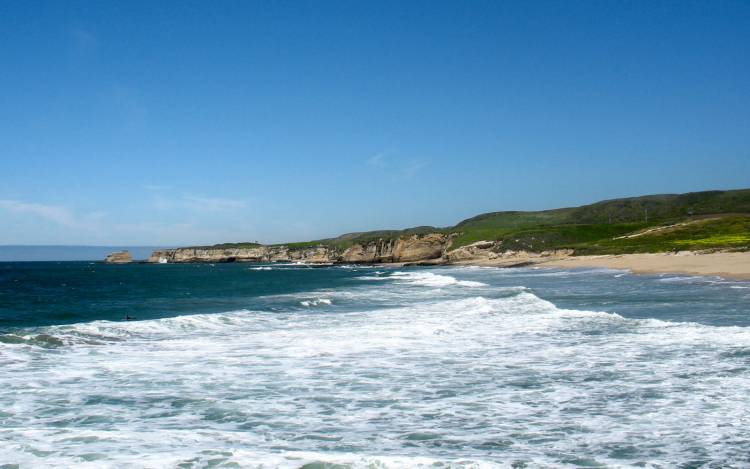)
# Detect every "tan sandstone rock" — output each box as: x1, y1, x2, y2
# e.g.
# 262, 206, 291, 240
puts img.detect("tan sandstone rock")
391, 233, 448, 262
104, 251, 133, 264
